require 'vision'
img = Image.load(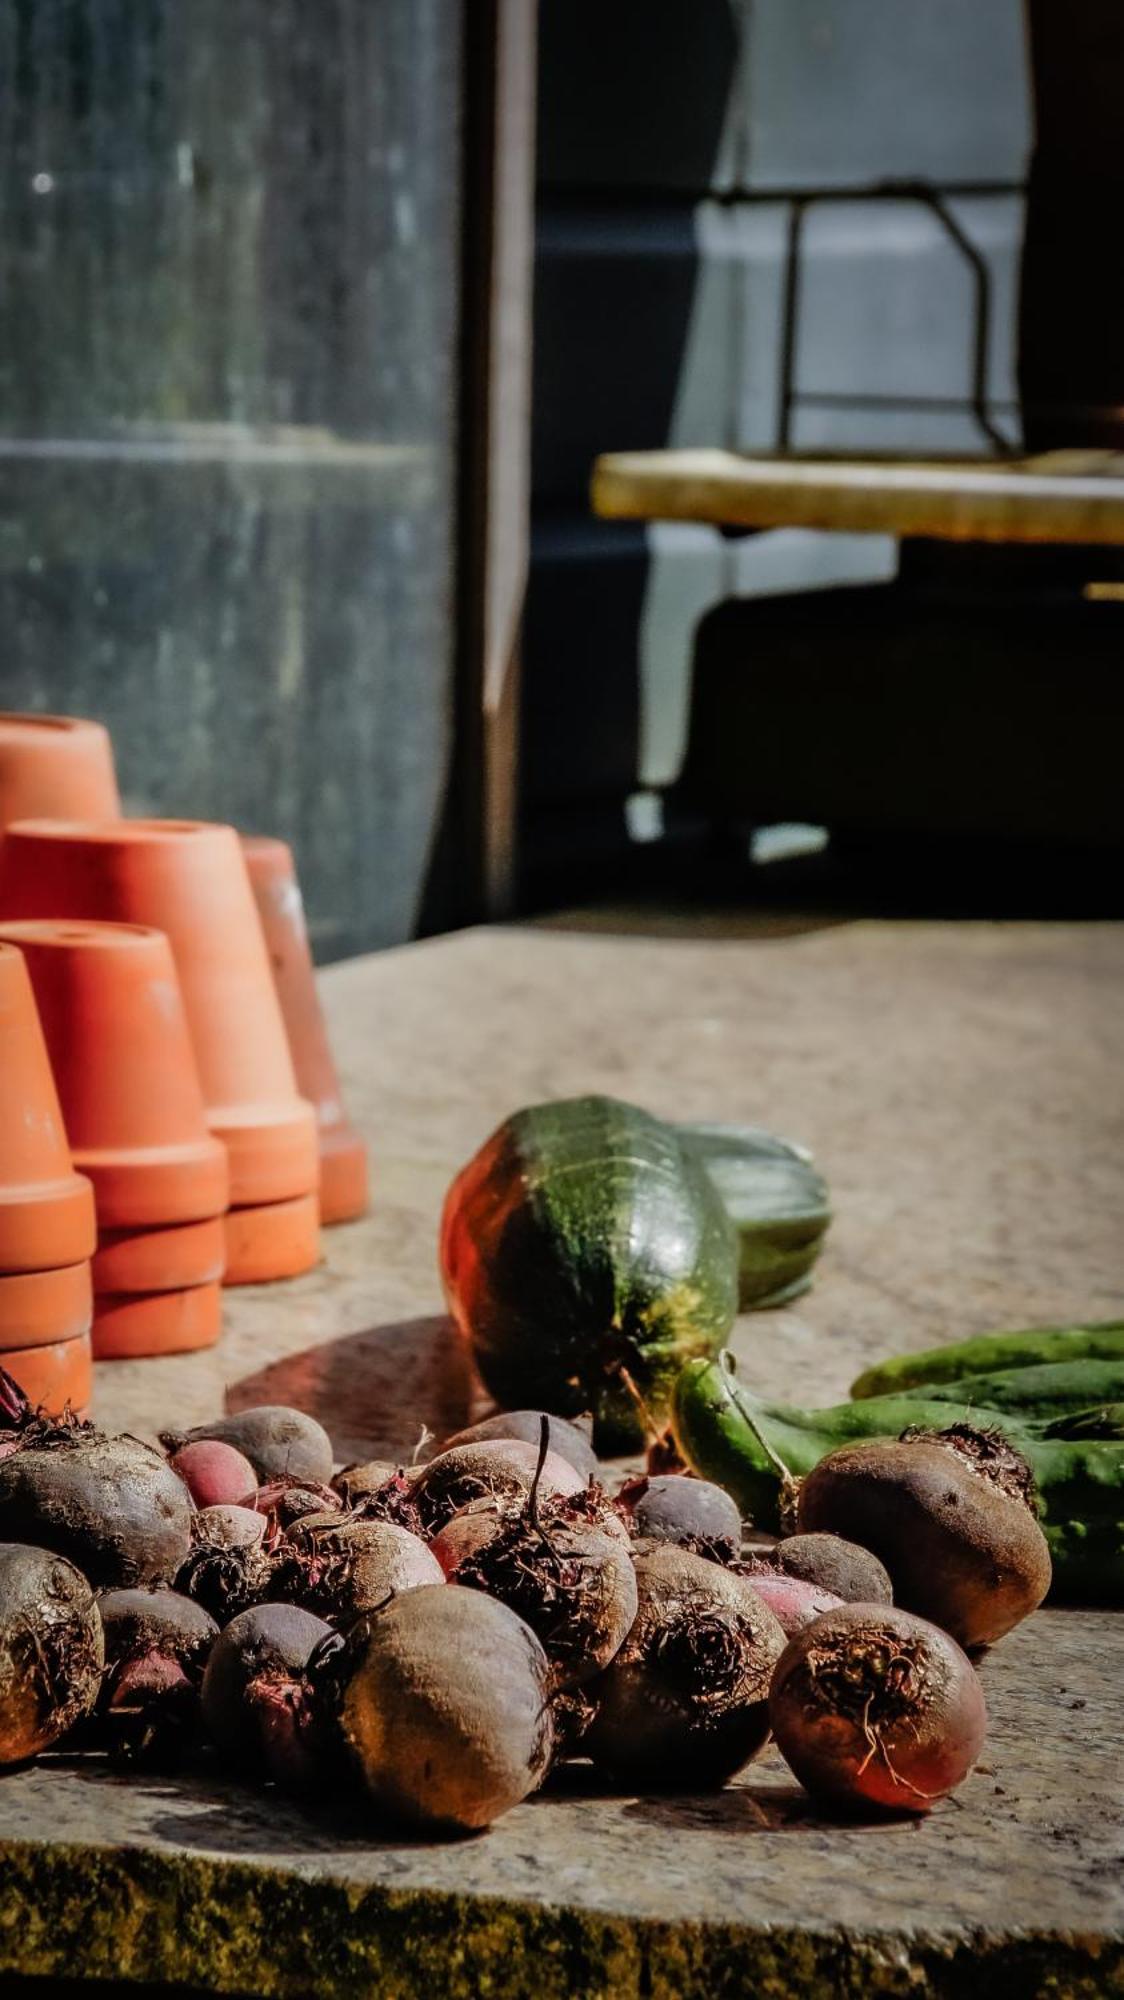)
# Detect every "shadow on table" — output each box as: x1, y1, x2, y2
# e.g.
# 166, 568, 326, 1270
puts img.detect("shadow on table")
225, 1313, 477, 1462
